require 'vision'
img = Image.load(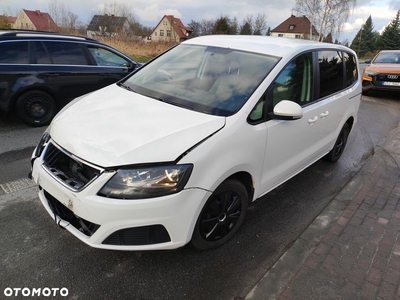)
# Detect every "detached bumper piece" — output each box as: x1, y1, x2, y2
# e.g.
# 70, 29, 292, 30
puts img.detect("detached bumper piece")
102, 225, 171, 246
44, 190, 100, 236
